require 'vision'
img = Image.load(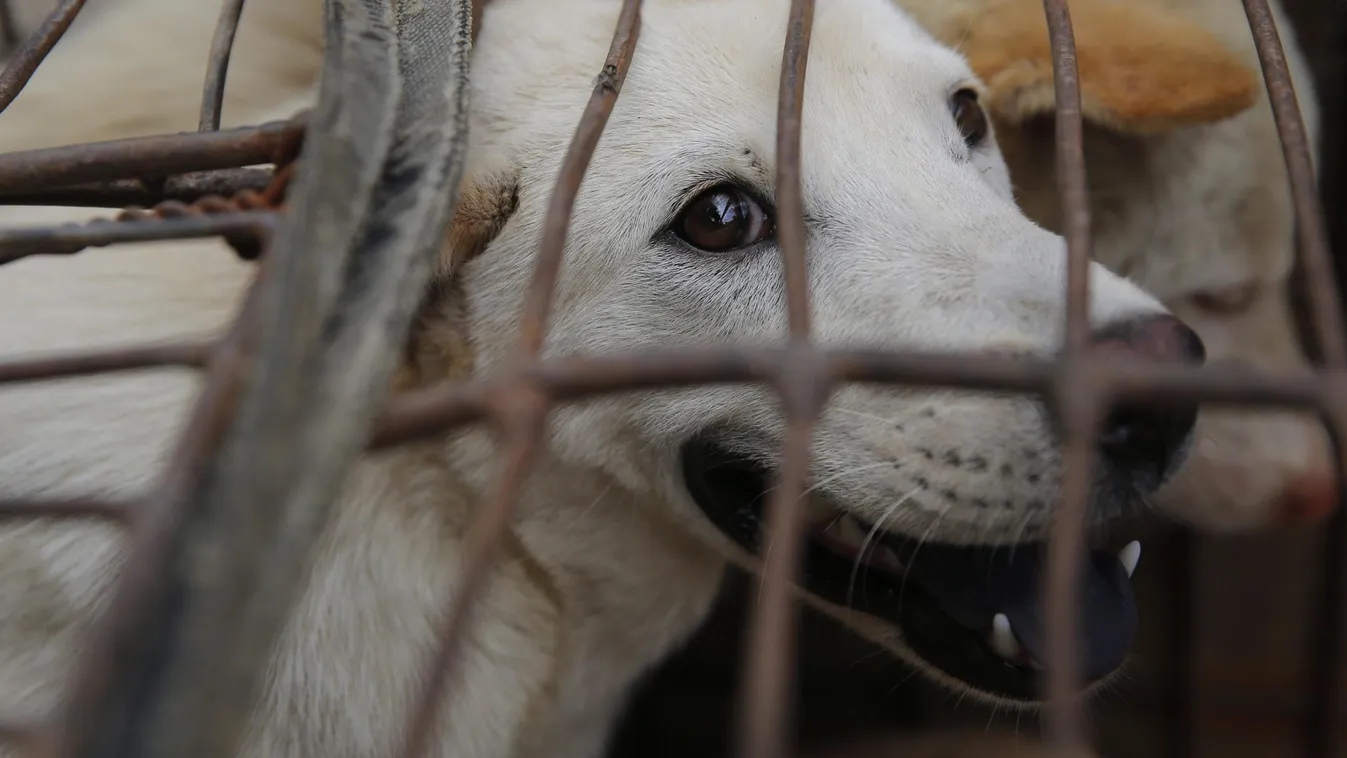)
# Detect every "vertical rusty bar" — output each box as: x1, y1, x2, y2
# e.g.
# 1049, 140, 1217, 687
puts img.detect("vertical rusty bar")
1042, 385, 1100, 752
0, 0, 86, 113
396, 3, 643, 754
773, 0, 814, 341
398, 409, 545, 758
1039, 0, 1095, 751
736, 3, 817, 758
1240, 0, 1346, 368
1042, 0, 1091, 355
736, 407, 821, 758
511, 0, 643, 360
199, 0, 249, 131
